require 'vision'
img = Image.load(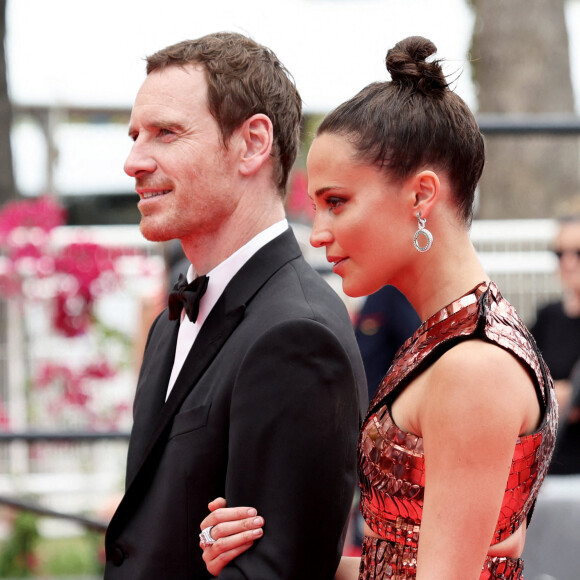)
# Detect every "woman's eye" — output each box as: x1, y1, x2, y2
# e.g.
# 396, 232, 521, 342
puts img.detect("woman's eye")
327, 197, 345, 209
